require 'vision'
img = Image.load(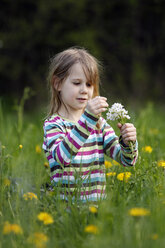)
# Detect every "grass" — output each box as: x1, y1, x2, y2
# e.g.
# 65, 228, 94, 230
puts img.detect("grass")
0, 98, 165, 248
